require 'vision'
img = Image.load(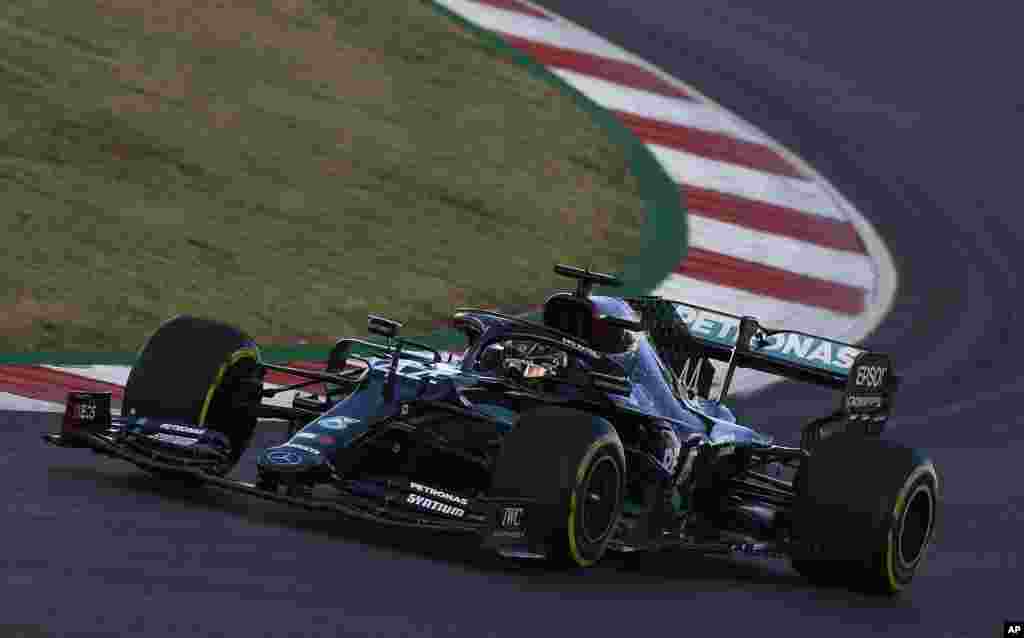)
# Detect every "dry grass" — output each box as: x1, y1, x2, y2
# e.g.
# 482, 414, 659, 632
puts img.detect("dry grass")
0, 0, 644, 353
